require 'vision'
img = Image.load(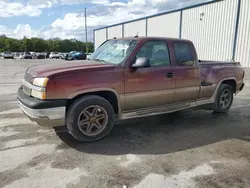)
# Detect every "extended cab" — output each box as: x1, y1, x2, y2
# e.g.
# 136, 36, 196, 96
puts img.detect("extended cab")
17, 37, 245, 142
